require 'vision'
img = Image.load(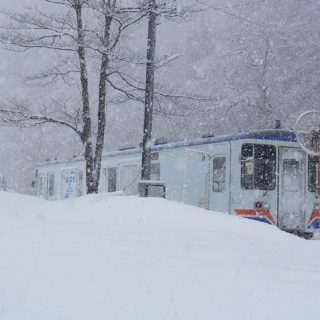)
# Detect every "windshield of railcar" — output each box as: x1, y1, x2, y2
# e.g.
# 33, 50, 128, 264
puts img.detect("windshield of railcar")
241, 143, 276, 190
